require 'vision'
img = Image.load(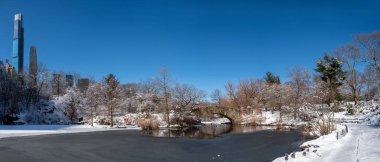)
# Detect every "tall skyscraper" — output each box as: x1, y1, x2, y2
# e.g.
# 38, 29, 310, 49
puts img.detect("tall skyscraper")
12, 13, 24, 75
0, 59, 4, 81
29, 46, 38, 88
66, 75, 74, 88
